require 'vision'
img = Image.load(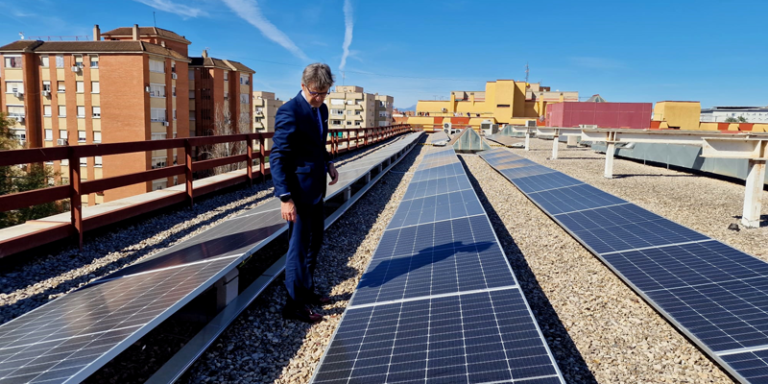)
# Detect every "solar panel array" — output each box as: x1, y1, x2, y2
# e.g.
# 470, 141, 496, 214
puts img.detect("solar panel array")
485, 135, 524, 148
312, 146, 565, 384
0, 132, 423, 384
481, 148, 768, 384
